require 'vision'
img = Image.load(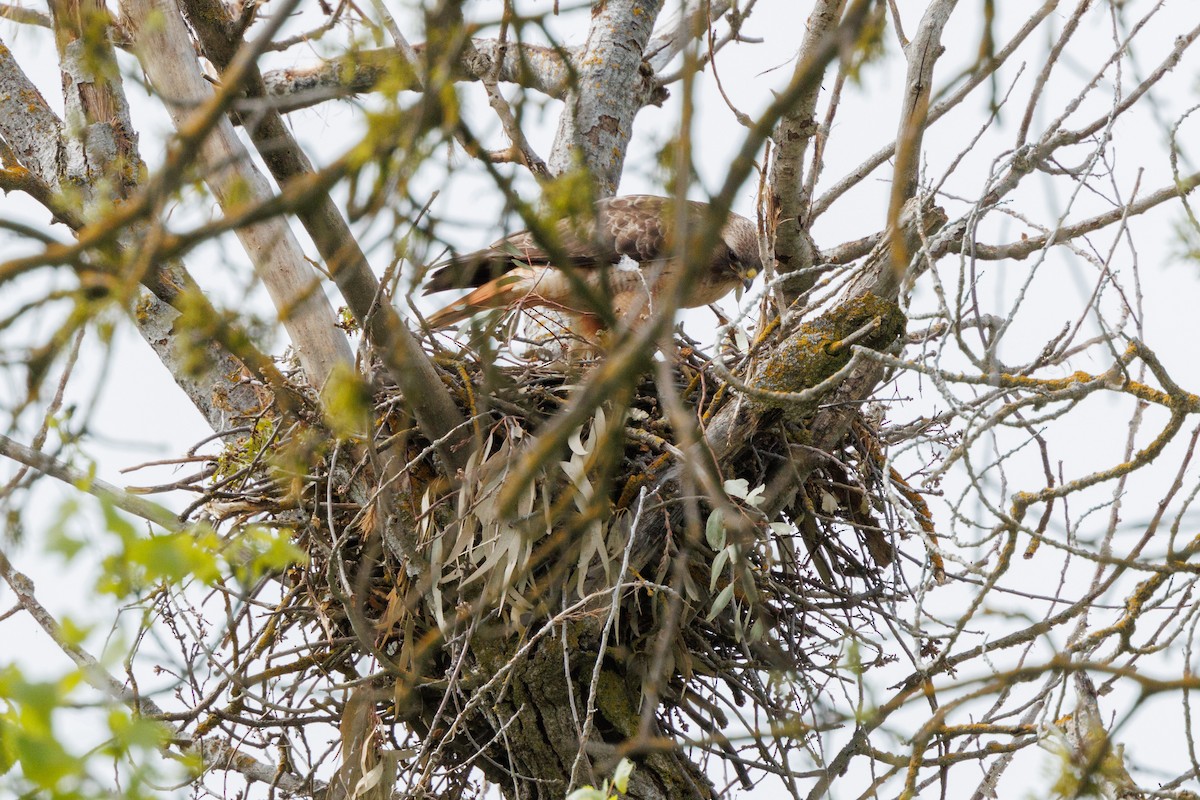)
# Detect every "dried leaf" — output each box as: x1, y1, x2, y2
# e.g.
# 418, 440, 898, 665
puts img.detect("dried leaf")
723, 478, 751, 500
352, 763, 384, 798
707, 582, 735, 621
710, 546, 731, 592
568, 426, 587, 456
